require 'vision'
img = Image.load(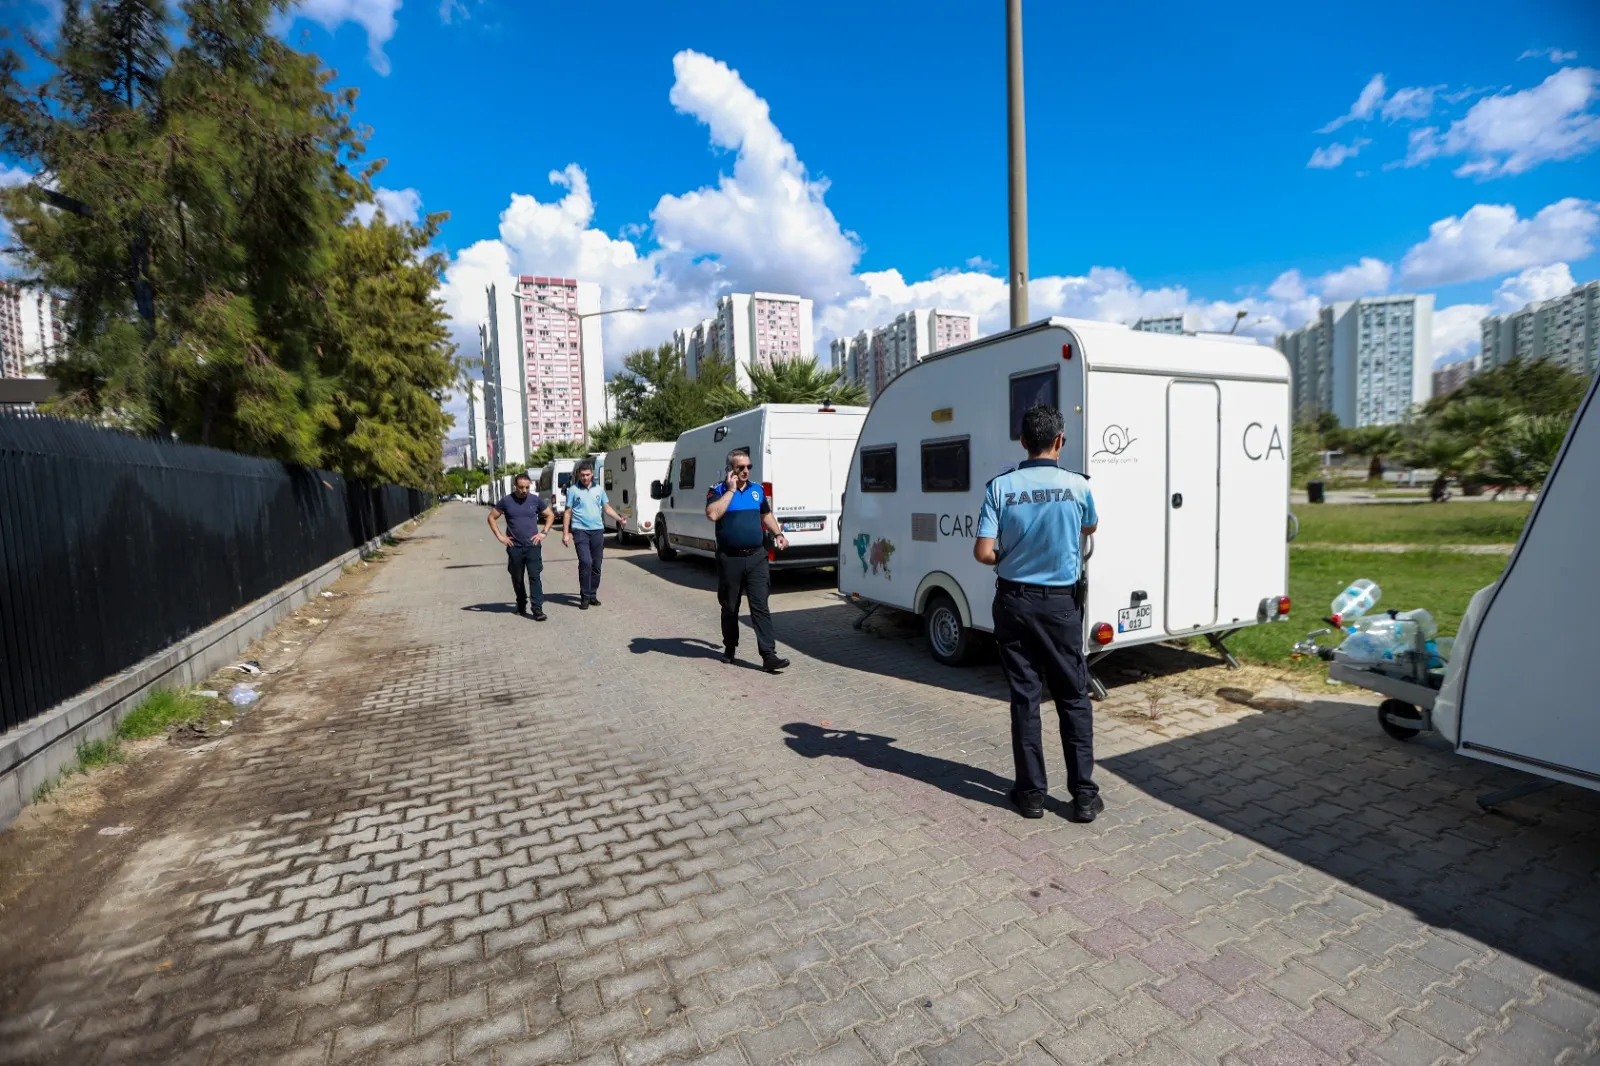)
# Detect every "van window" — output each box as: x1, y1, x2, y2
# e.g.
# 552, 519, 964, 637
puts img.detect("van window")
604, 467, 614, 491
678, 458, 697, 490
621, 456, 629, 471
1009, 369, 1059, 440
622, 490, 630, 504
538, 470, 551, 490
860, 446, 897, 492
558, 473, 572, 490
921, 437, 970, 492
